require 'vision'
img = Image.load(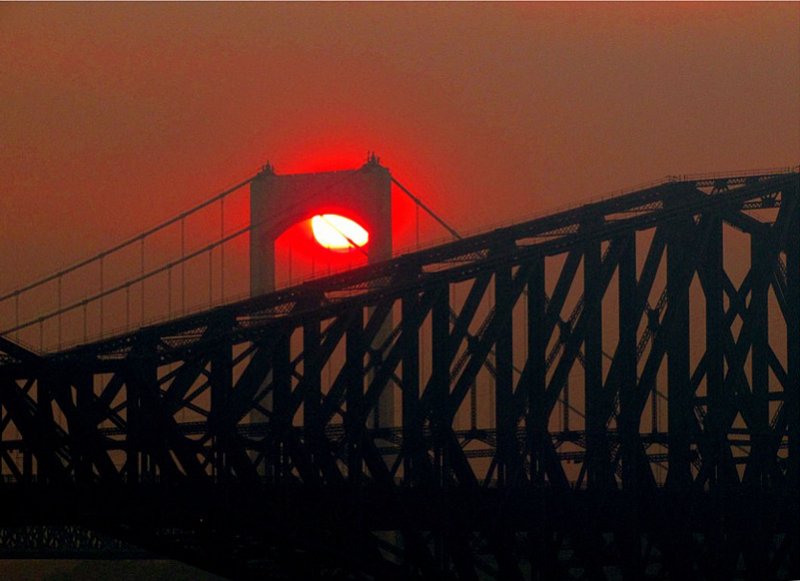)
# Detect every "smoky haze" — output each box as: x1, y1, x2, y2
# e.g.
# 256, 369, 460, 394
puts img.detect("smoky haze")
0, 2, 798, 289
0, 5, 798, 578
